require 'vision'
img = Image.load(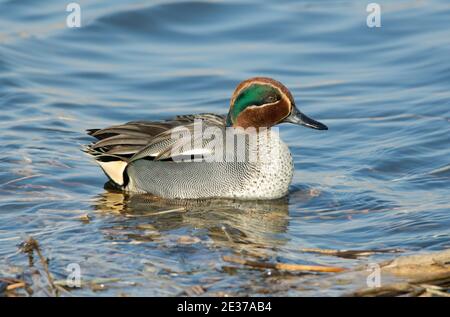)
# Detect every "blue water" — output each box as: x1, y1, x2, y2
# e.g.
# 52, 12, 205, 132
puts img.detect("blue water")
0, 0, 449, 296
